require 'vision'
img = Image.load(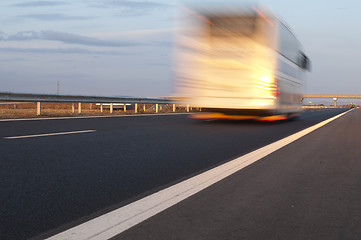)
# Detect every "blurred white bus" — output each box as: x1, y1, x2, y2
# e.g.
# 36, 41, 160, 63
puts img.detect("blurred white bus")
174, 5, 310, 120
